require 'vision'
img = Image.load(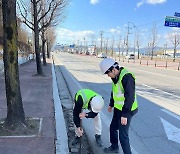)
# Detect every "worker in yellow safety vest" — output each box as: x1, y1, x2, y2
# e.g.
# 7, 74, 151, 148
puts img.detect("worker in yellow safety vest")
72, 89, 104, 147
99, 58, 138, 154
